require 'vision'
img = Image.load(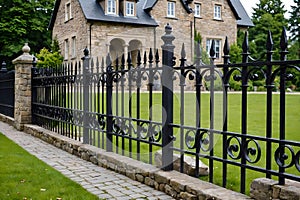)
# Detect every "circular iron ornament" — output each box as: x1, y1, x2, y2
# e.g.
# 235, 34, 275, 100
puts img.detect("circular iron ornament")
97, 114, 106, 129
227, 136, 242, 160
185, 130, 196, 149
274, 145, 295, 168
140, 122, 149, 139
295, 151, 300, 172
149, 124, 162, 142
244, 139, 261, 163
199, 131, 212, 152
